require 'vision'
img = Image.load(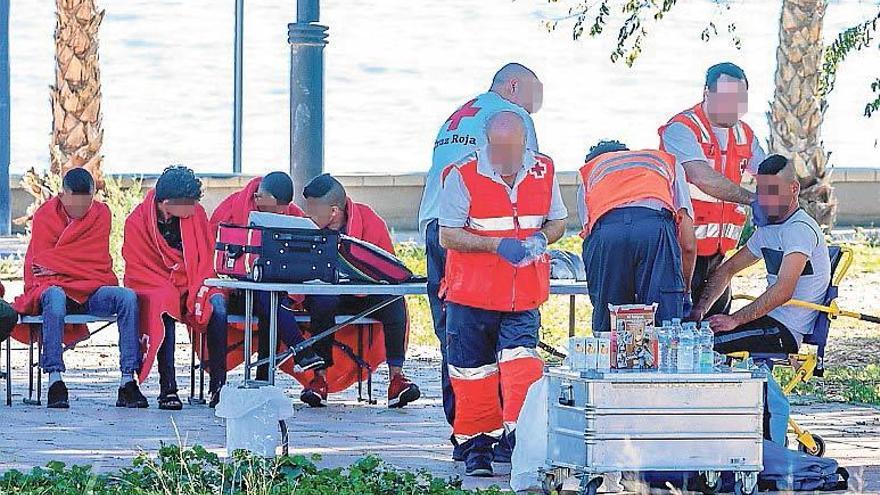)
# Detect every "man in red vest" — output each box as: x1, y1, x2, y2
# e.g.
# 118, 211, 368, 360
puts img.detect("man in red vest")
440, 111, 567, 476
578, 140, 696, 332
659, 62, 766, 317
